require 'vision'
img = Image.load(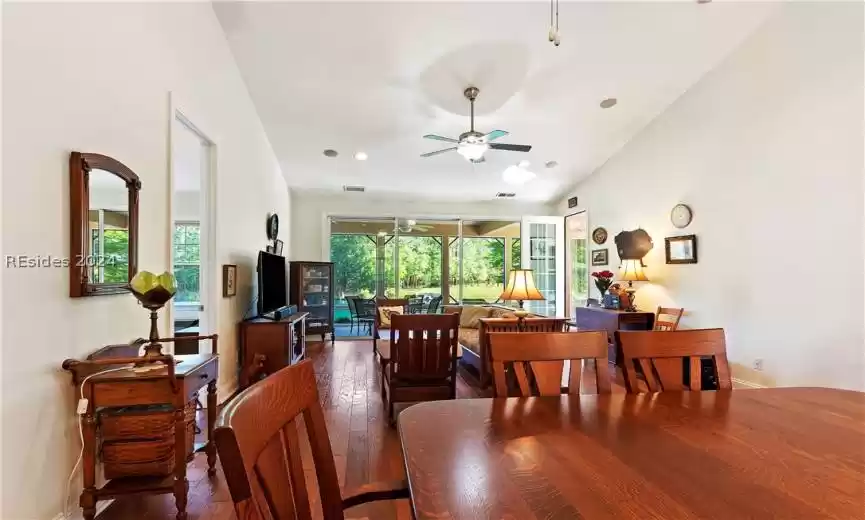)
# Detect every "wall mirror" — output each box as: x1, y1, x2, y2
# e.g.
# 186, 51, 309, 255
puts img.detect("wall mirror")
70, 152, 140, 297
